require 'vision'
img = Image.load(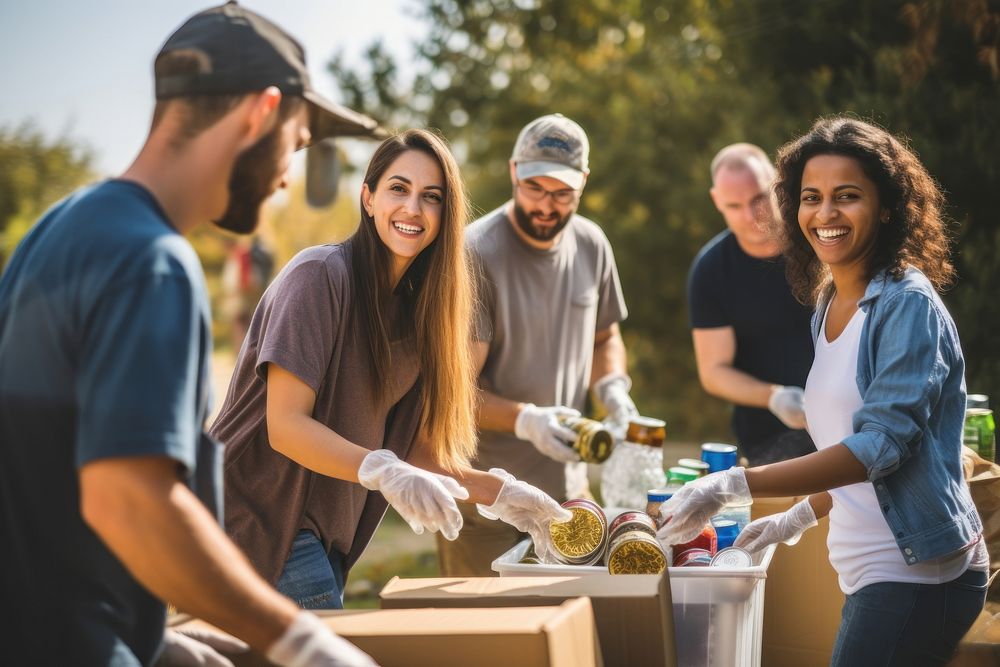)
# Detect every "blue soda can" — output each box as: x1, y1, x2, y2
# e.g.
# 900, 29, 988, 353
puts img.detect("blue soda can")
701, 443, 738, 473
712, 519, 740, 550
